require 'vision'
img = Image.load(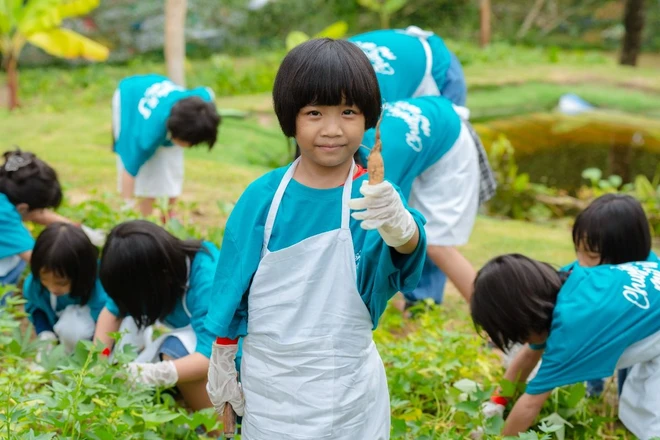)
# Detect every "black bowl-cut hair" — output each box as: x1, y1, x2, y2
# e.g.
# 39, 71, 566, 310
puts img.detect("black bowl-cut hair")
31, 223, 99, 305
471, 254, 567, 352
273, 38, 382, 138
167, 96, 221, 149
0, 148, 62, 210
99, 220, 204, 328
572, 193, 651, 265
